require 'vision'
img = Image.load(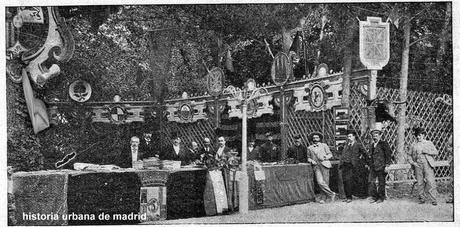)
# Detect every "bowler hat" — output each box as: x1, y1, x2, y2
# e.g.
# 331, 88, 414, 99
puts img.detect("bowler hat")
346, 130, 357, 137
